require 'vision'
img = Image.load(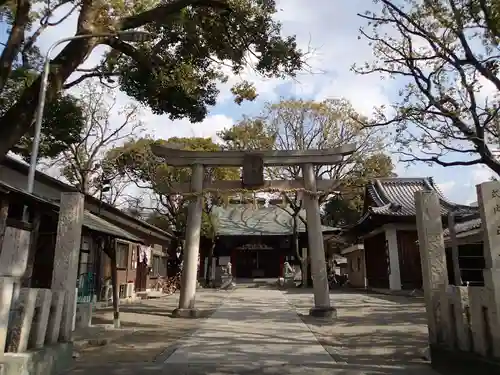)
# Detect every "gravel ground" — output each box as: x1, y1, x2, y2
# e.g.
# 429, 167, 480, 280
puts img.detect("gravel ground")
67, 289, 229, 372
